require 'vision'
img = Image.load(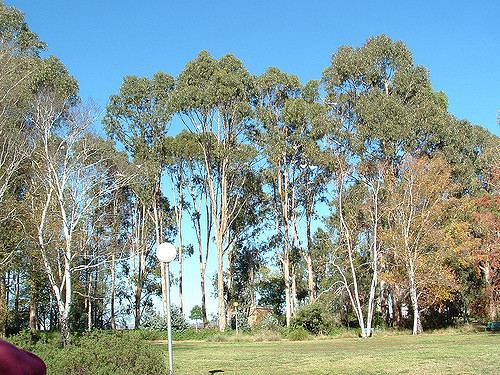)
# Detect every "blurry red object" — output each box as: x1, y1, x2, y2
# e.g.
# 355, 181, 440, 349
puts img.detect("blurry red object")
0, 339, 46, 375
